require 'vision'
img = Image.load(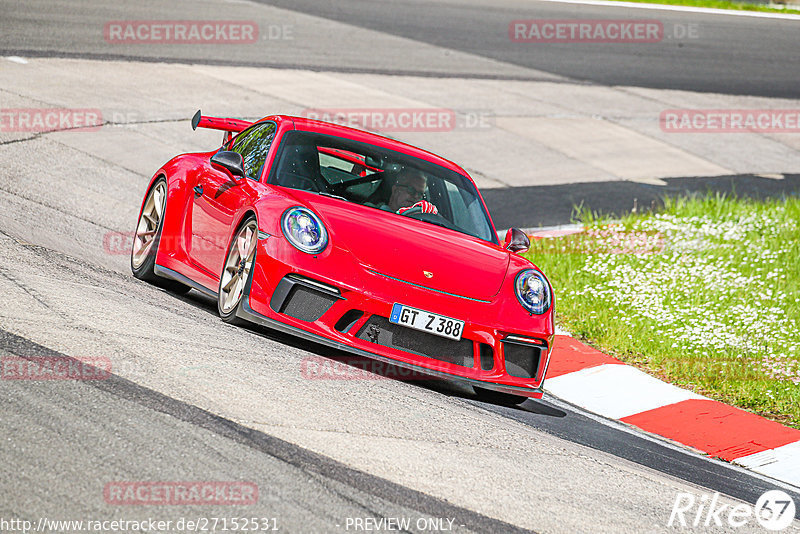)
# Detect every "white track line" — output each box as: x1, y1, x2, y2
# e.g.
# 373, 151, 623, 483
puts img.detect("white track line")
532, 0, 800, 19
734, 442, 800, 488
